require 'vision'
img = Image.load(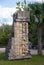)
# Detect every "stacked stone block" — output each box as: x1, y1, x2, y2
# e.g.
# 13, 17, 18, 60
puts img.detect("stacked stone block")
5, 11, 31, 60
